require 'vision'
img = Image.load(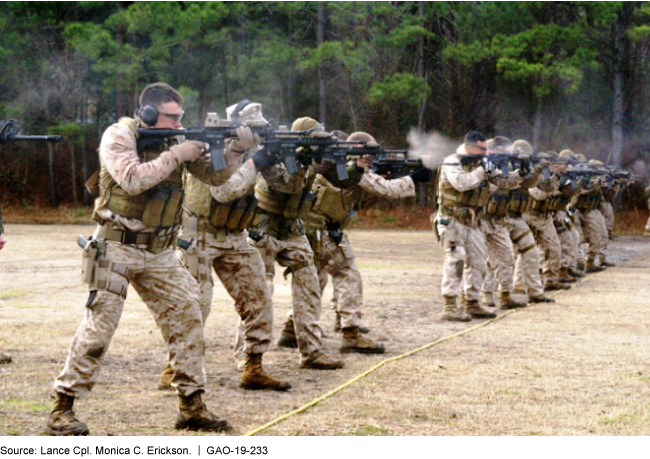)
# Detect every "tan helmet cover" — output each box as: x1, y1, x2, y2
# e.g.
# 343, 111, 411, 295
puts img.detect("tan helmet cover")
512, 140, 533, 155
559, 149, 575, 158
291, 117, 324, 132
